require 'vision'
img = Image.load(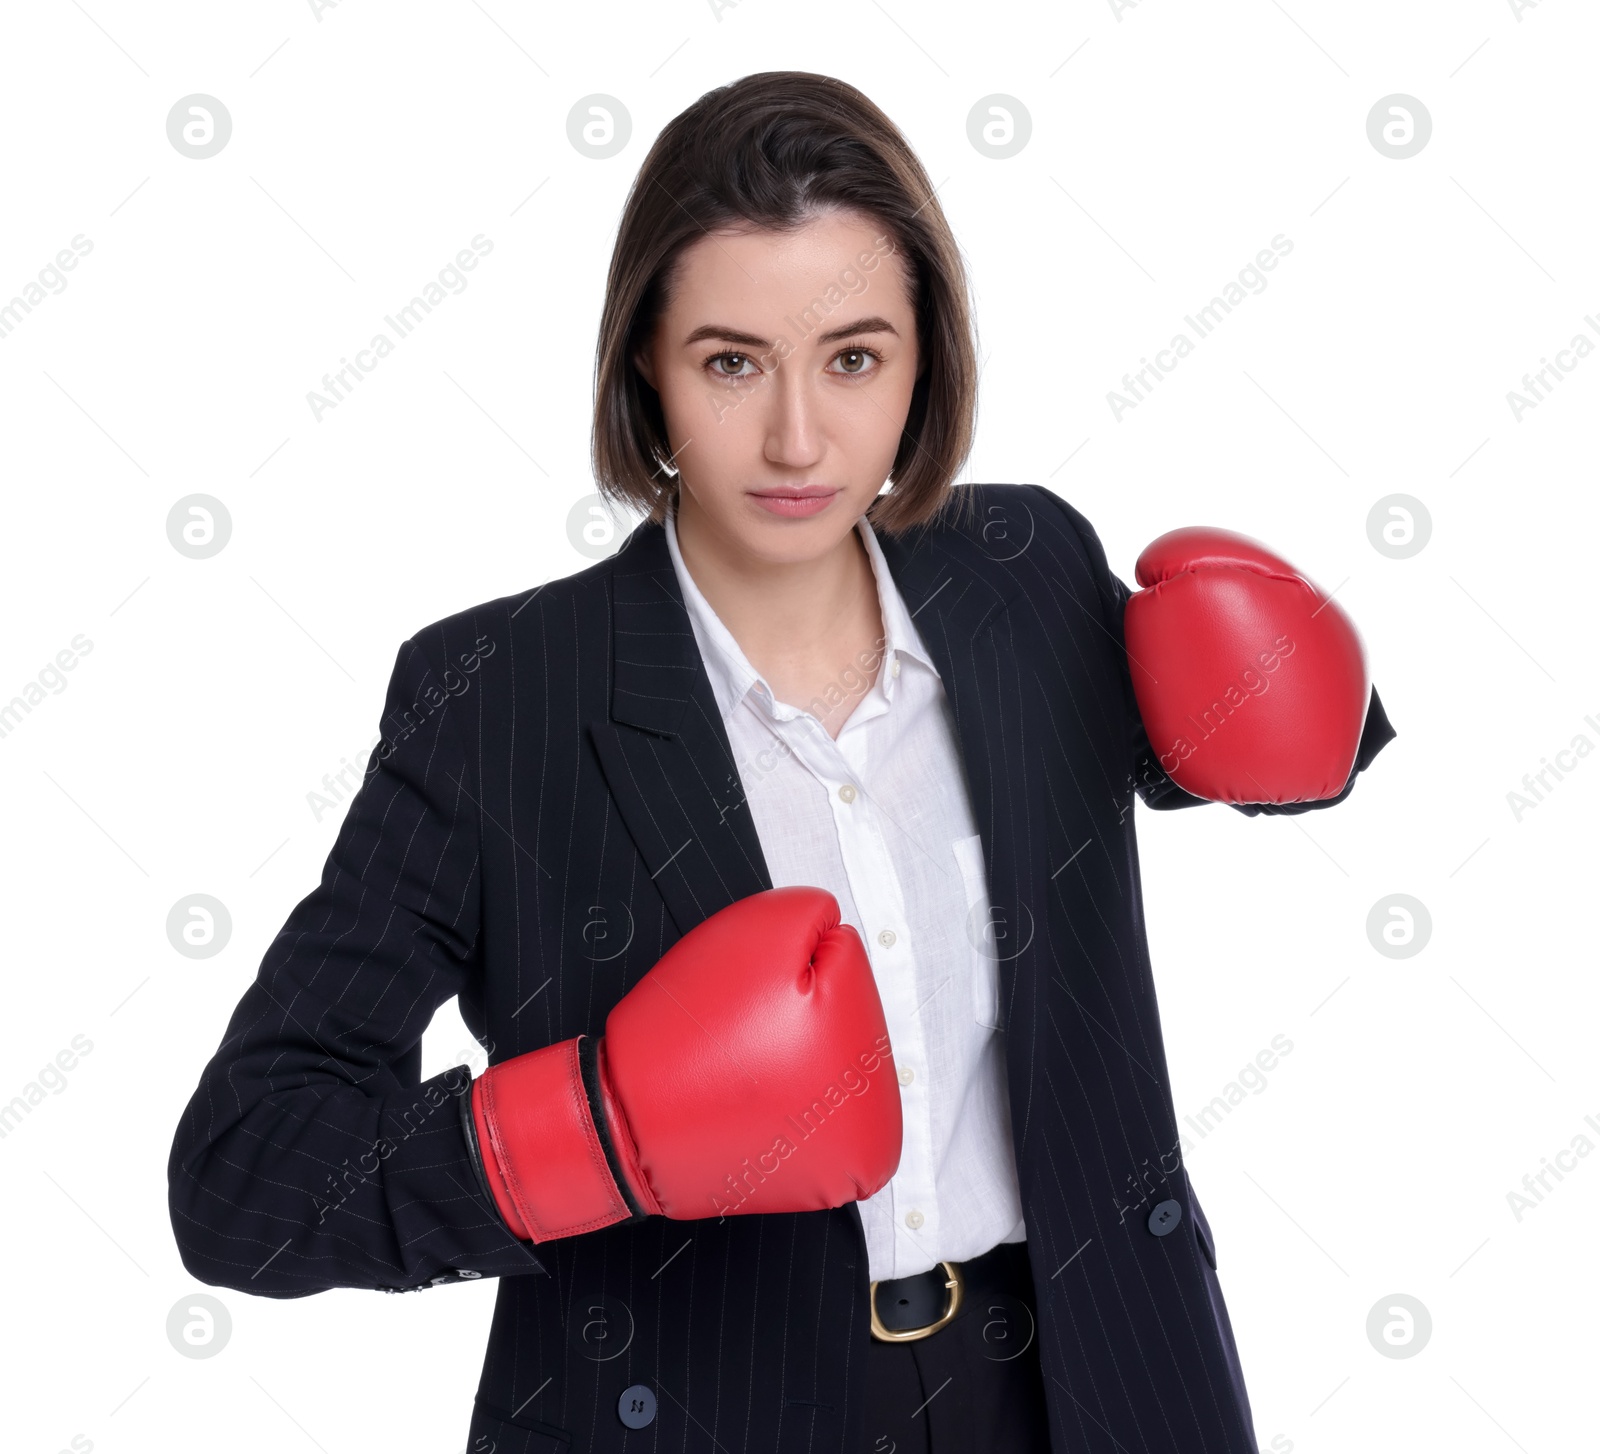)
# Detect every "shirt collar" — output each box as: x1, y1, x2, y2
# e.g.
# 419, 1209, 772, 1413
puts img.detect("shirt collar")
663, 502, 940, 724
